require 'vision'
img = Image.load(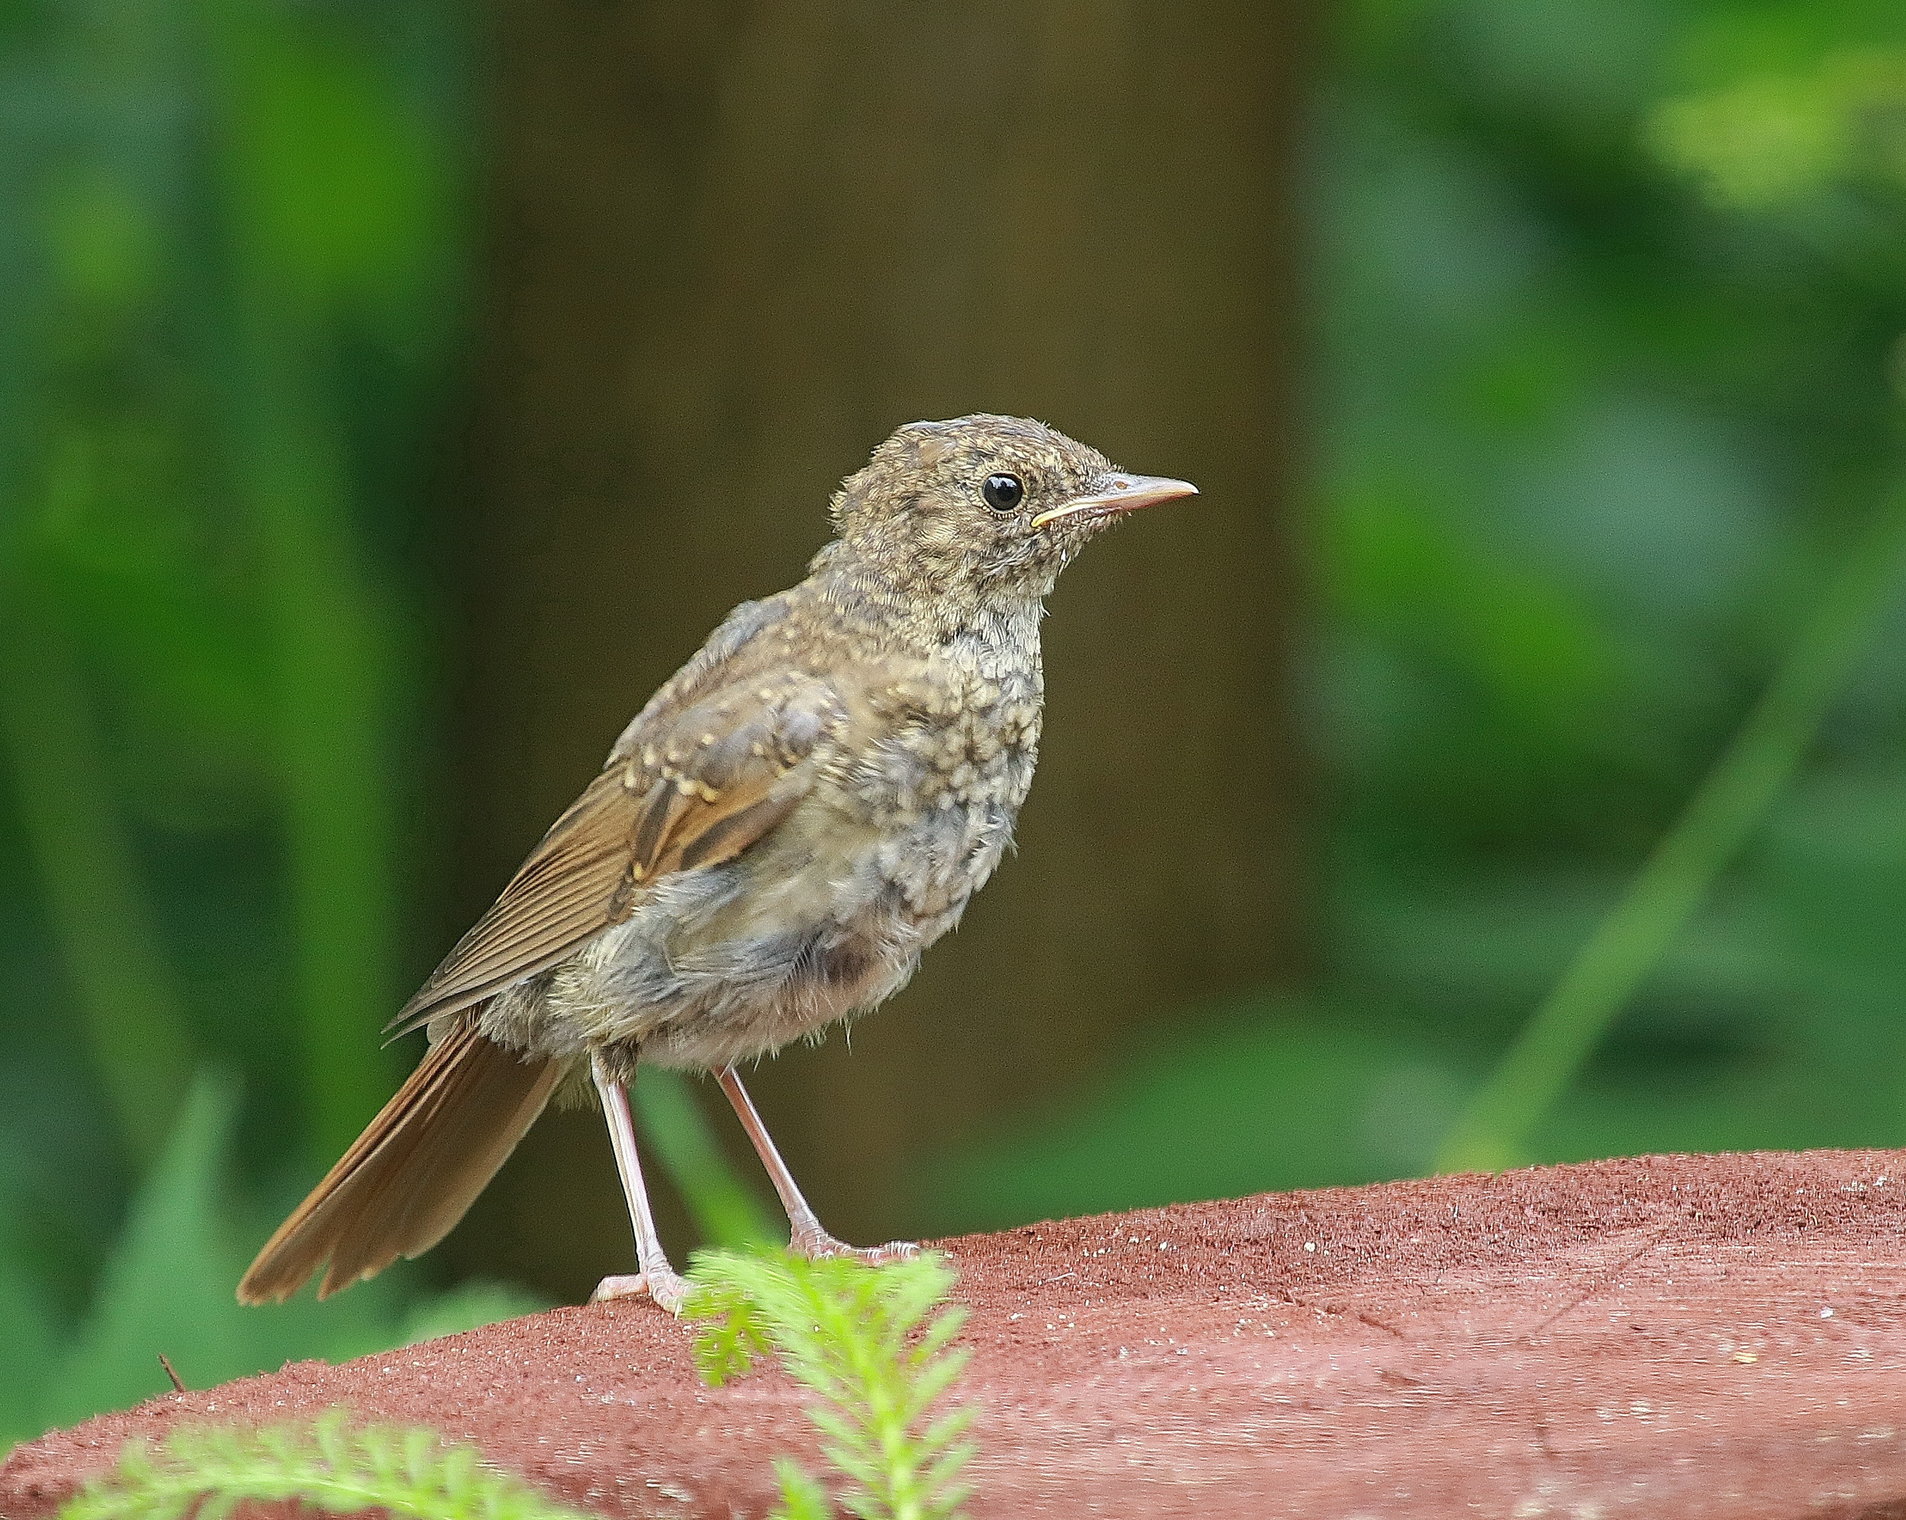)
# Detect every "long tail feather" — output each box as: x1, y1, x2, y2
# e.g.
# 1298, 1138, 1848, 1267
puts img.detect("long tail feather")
238, 1020, 563, 1304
